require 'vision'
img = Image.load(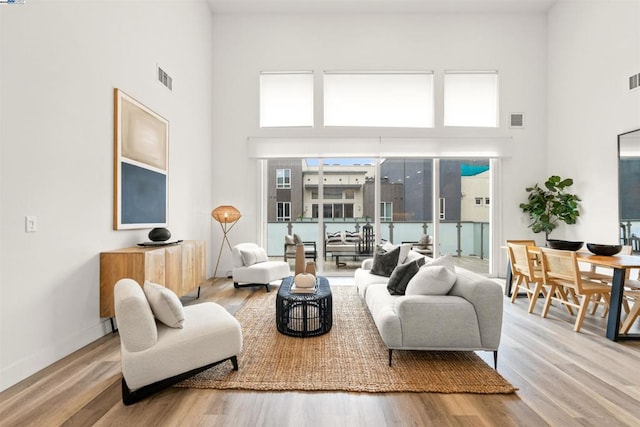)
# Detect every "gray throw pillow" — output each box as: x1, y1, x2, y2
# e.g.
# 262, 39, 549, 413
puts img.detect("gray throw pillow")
370, 245, 401, 277
405, 265, 457, 295
387, 257, 426, 295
